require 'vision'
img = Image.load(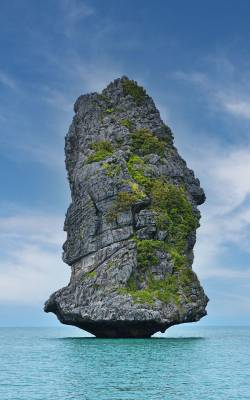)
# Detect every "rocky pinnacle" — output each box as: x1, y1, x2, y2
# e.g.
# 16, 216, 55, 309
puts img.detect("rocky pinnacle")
44, 77, 208, 338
